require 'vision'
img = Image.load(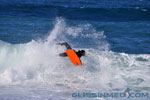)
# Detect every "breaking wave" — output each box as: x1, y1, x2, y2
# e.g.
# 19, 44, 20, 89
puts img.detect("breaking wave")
0, 18, 149, 94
